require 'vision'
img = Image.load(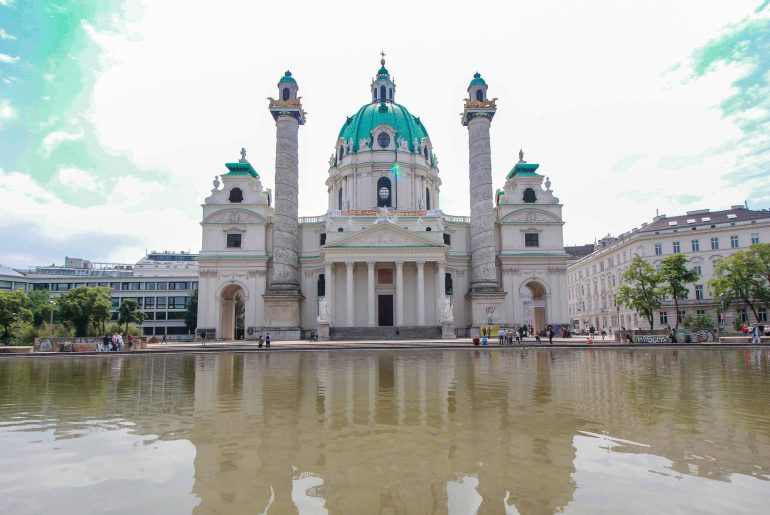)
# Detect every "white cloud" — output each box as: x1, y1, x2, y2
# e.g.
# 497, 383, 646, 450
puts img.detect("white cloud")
0, 53, 19, 64
0, 0, 15, 7
41, 128, 84, 157
0, 98, 16, 126
0, 168, 199, 265
57, 167, 101, 193
0, 28, 15, 41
